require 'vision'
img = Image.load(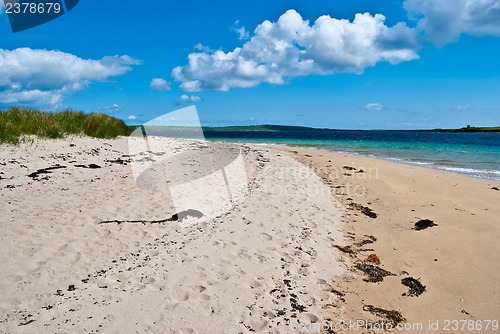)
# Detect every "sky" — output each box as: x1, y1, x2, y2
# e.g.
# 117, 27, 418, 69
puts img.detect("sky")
1, 0, 500, 129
